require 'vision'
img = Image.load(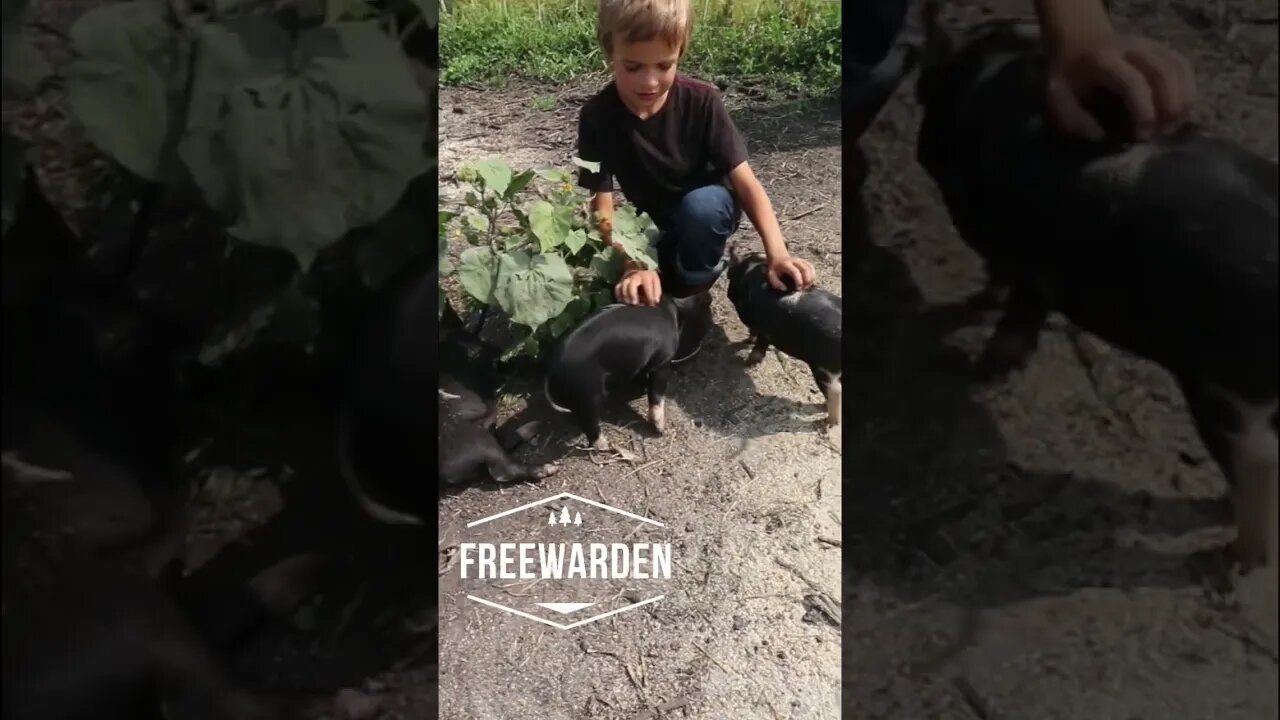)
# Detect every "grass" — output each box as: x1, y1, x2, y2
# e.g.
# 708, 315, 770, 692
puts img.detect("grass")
440, 0, 840, 95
